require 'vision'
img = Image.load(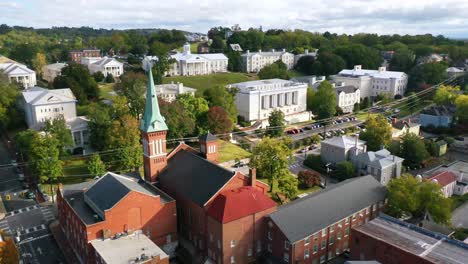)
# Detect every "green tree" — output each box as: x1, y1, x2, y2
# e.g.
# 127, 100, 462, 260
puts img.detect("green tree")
433, 85, 460, 105
335, 44, 382, 69
400, 133, 429, 167
267, 109, 285, 137
105, 73, 115, 83
310, 52, 346, 76
32, 52, 47, 78
258, 60, 290, 80
359, 115, 392, 151
278, 175, 299, 199
295, 55, 316, 75
408, 62, 447, 91
44, 116, 74, 155
87, 103, 112, 151
389, 48, 415, 72
249, 137, 292, 192
309, 81, 336, 120
176, 94, 210, 134
115, 72, 146, 118
336, 161, 355, 181
159, 99, 196, 139
203, 86, 238, 123
14, 129, 39, 161
29, 134, 63, 185
0, 71, 20, 127
210, 36, 226, 52
206, 106, 233, 135
87, 153, 106, 177
92, 71, 105, 82
54, 64, 99, 103
455, 95, 468, 123
151, 54, 174, 85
